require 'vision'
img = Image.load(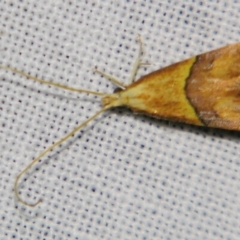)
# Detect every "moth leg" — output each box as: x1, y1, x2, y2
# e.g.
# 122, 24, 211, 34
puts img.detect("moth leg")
93, 35, 149, 88
128, 35, 144, 83
93, 68, 126, 90
129, 35, 151, 84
